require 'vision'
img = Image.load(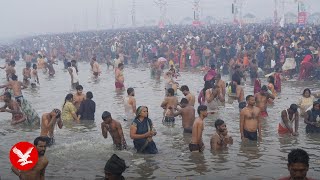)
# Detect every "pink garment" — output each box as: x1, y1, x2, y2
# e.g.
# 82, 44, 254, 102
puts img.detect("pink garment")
198, 90, 205, 105
254, 79, 261, 94
204, 69, 216, 81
